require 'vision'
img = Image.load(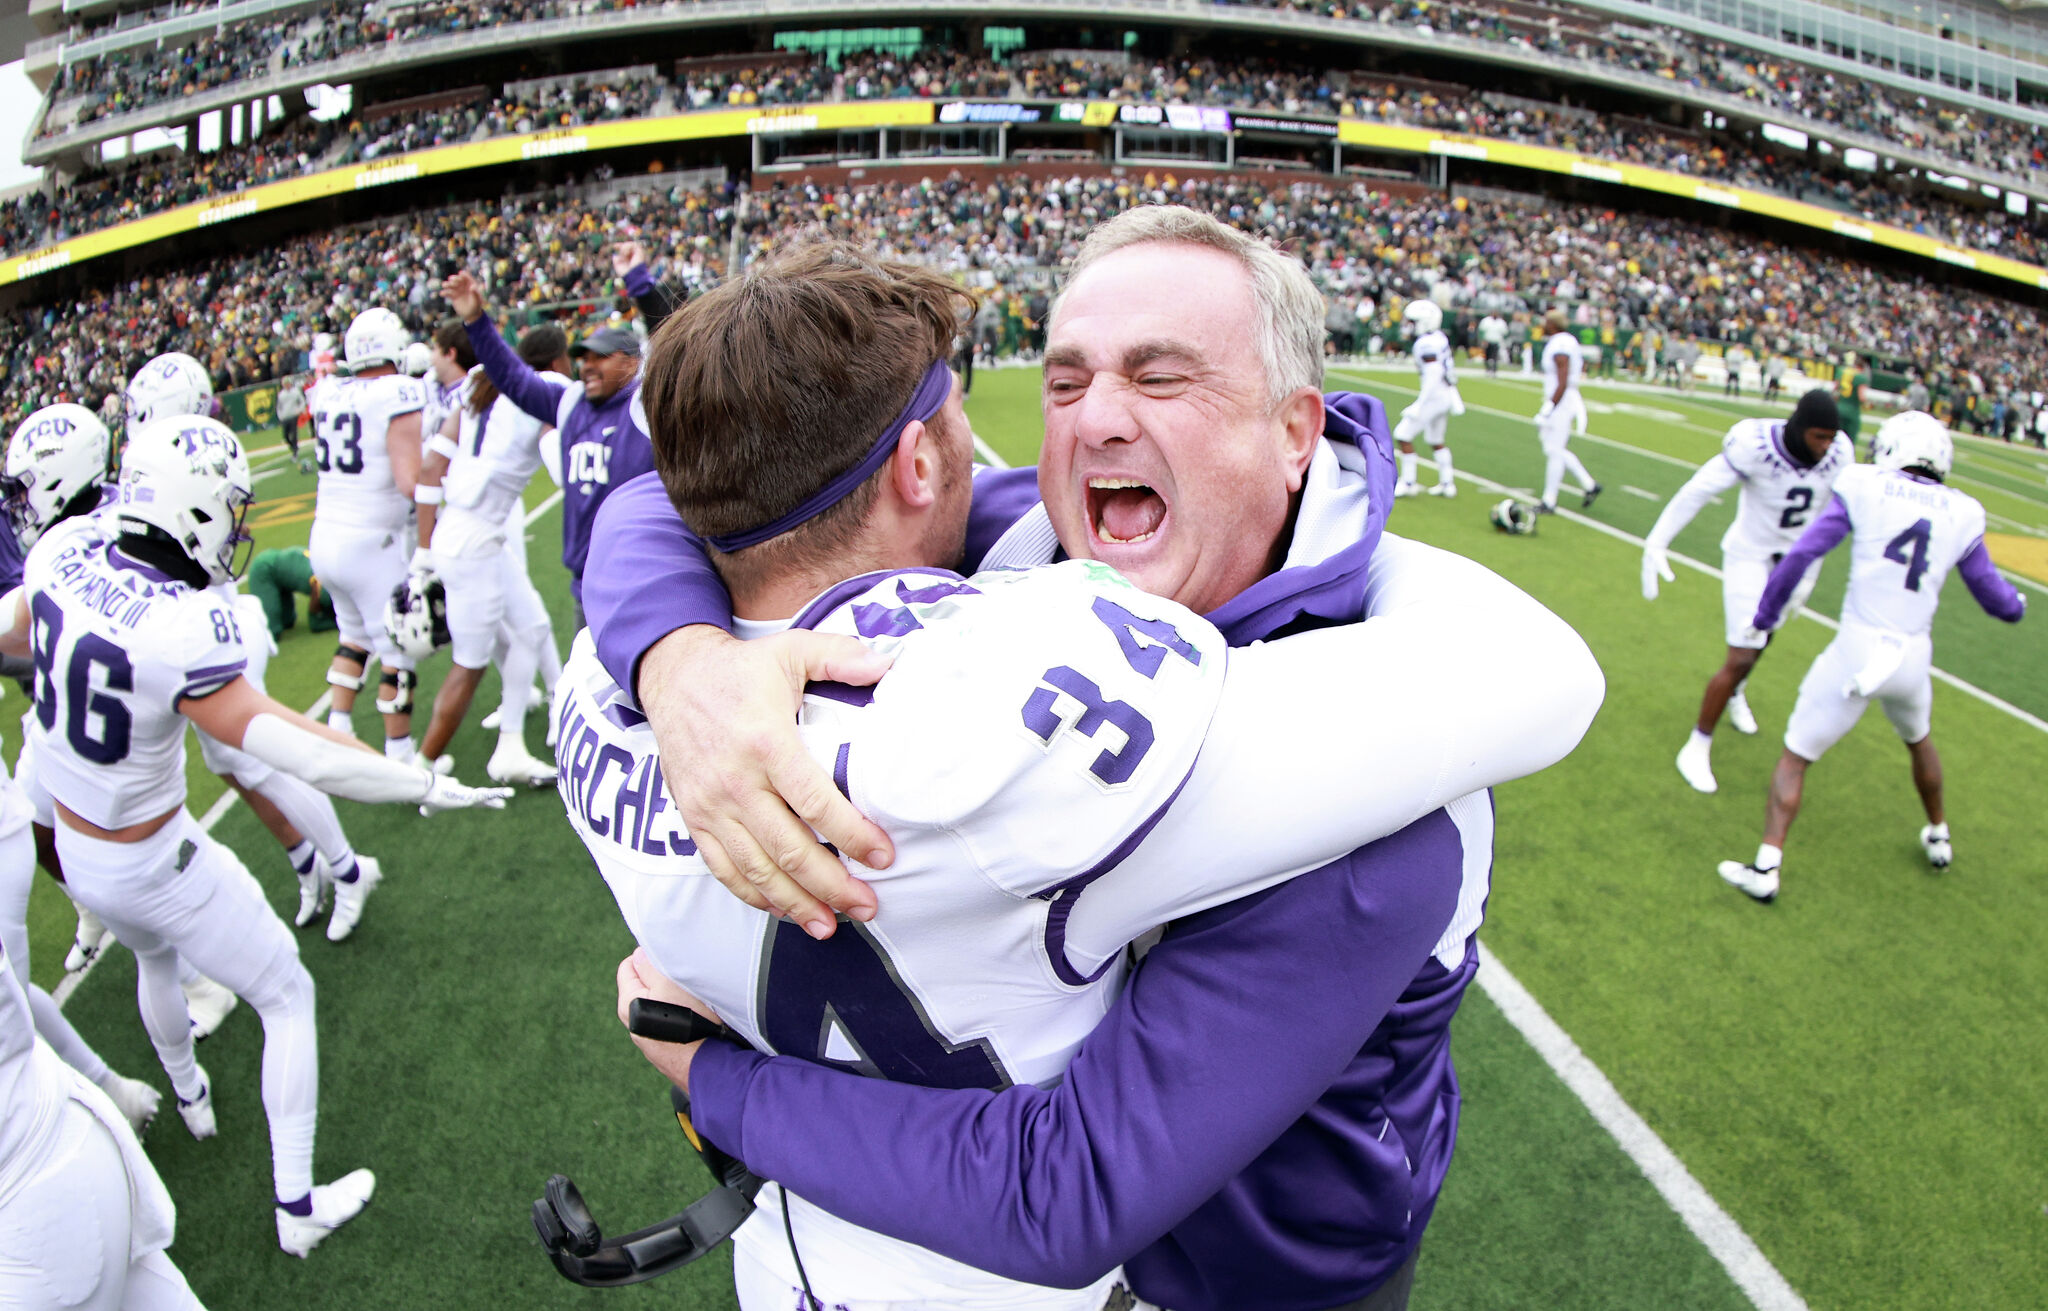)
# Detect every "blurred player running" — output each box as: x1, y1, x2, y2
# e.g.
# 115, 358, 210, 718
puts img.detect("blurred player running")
306, 308, 427, 759
1717, 411, 2025, 902
1, 413, 510, 1251
1643, 390, 1854, 792
1392, 299, 1460, 498
1534, 307, 1601, 513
